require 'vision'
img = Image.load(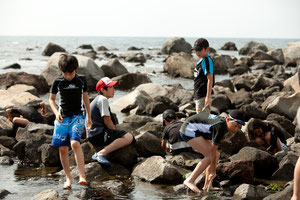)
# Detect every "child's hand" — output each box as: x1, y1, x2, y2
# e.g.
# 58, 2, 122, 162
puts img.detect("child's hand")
56, 113, 63, 123
86, 118, 92, 130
